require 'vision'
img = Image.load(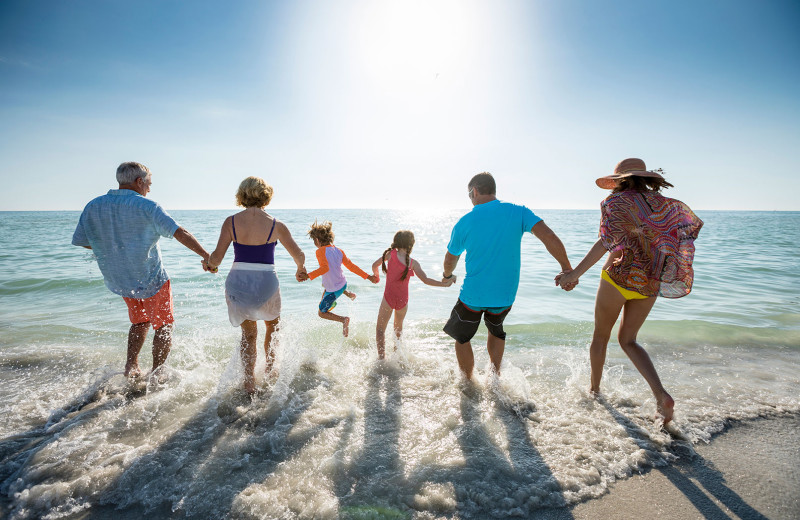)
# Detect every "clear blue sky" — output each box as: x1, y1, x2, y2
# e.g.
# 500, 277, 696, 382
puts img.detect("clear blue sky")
1, 0, 798, 211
